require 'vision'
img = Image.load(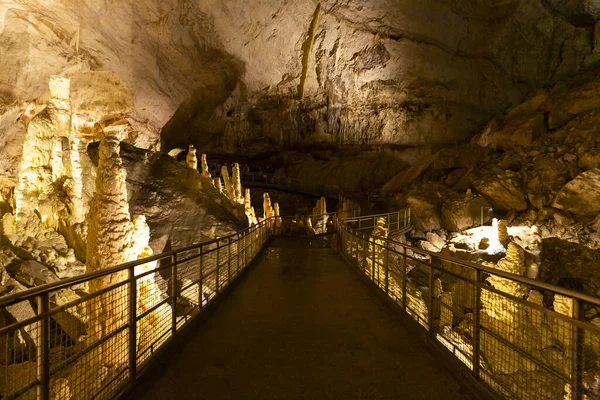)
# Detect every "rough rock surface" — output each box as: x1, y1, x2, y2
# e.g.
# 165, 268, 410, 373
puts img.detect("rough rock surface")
0, 0, 598, 168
